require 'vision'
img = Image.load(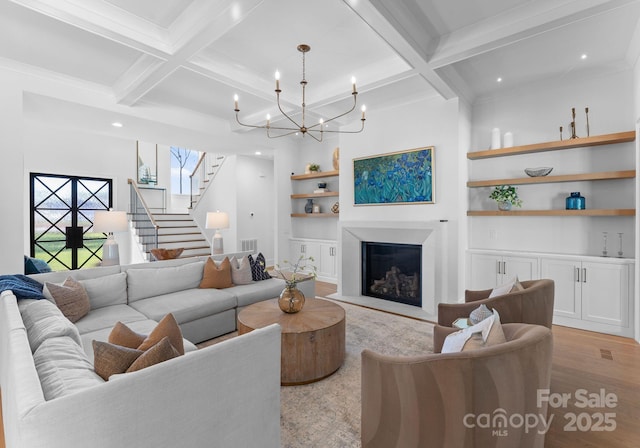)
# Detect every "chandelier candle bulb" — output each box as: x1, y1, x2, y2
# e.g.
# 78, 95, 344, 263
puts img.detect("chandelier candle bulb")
275, 71, 280, 91
352, 76, 357, 94
361, 105, 366, 119
234, 94, 239, 111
